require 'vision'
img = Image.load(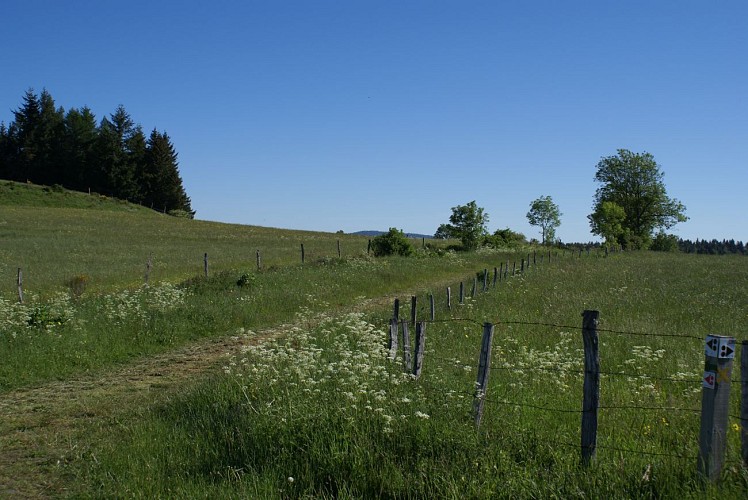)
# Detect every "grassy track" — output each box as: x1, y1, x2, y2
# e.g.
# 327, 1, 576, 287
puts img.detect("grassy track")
81, 252, 748, 498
